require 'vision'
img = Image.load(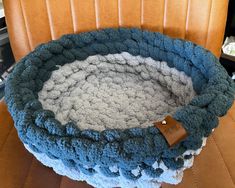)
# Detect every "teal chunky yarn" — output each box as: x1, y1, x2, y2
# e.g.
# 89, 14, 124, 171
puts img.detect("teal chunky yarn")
5, 28, 235, 182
